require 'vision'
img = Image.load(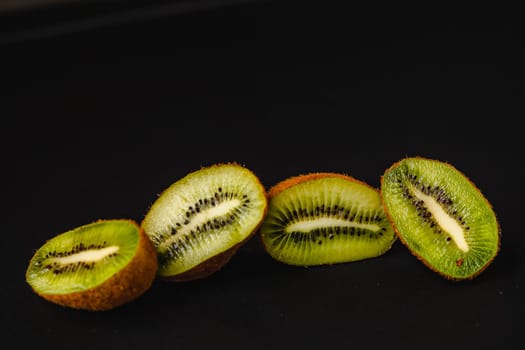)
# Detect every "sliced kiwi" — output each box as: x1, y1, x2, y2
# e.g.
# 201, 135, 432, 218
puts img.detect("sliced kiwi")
259, 173, 397, 266
381, 157, 500, 280
25, 219, 158, 311
141, 163, 267, 281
